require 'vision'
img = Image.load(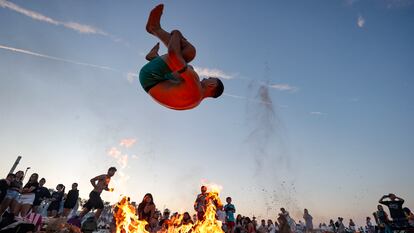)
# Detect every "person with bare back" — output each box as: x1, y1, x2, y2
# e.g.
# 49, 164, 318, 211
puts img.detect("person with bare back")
77, 167, 116, 220
139, 4, 224, 110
